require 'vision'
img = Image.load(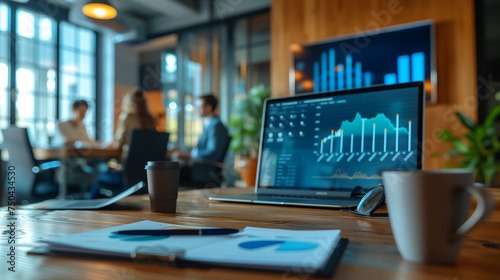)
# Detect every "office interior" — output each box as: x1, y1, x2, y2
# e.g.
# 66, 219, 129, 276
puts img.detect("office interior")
0, 0, 499, 206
